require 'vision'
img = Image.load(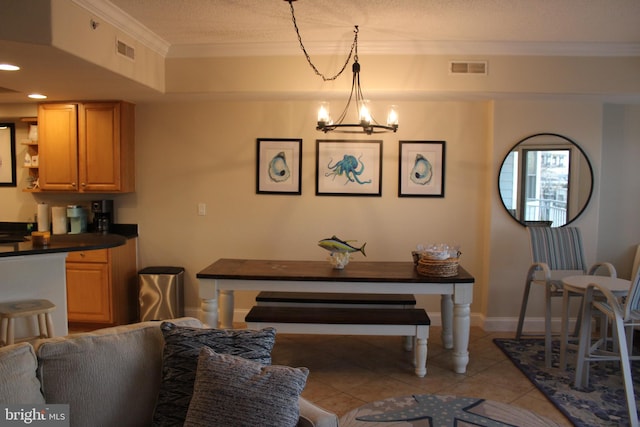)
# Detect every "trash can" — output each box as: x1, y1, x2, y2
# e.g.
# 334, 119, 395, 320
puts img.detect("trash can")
138, 266, 184, 321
